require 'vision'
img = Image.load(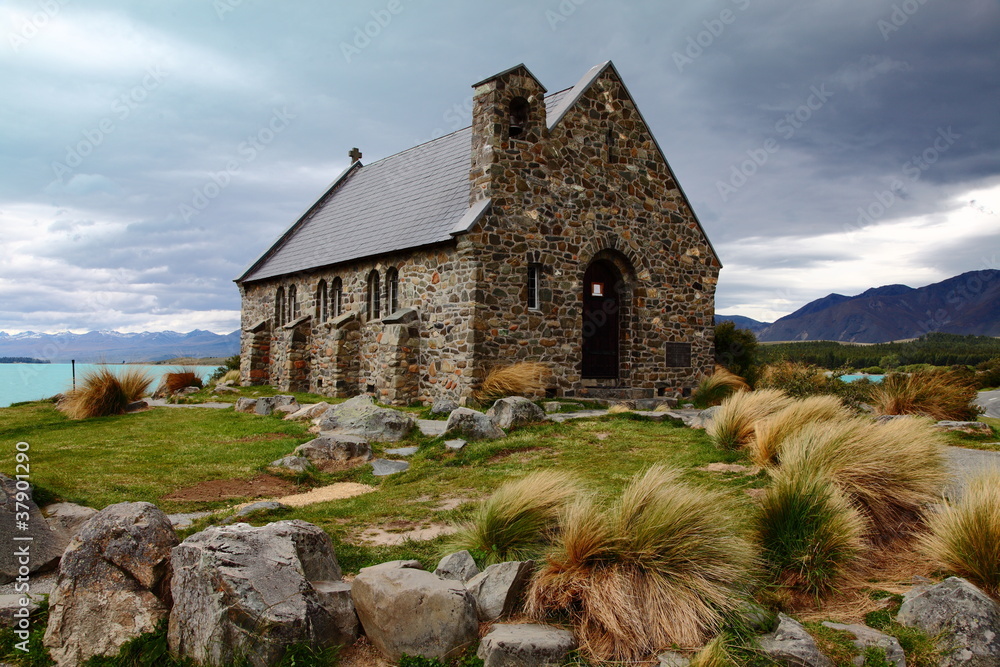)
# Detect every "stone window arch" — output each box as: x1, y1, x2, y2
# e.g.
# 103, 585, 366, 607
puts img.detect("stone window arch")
366, 270, 381, 320
316, 279, 328, 322
274, 287, 286, 327
385, 267, 399, 314
288, 284, 299, 321
331, 277, 343, 318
